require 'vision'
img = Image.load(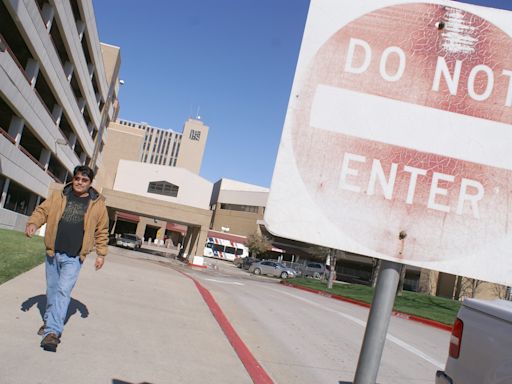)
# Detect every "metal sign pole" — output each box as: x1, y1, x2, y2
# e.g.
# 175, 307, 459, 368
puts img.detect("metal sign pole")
353, 259, 402, 384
